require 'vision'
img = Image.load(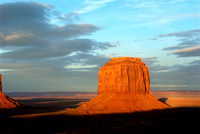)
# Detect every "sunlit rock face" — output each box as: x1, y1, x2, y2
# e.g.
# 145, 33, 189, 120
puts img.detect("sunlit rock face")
0, 74, 21, 109
97, 57, 150, 95
69, 57, 169, 115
